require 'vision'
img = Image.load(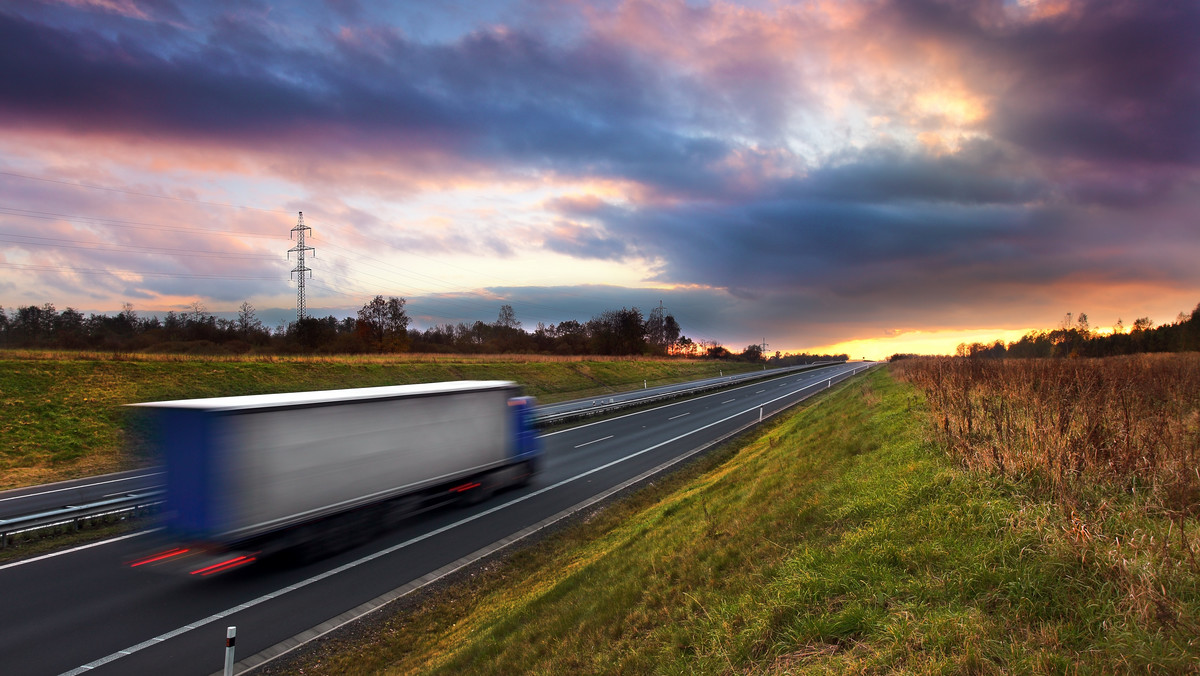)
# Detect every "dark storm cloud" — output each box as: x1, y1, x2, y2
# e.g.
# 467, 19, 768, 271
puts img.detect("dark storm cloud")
0, 9, 457, 145
0, 4, 737, 195
792, 142, 1045, 205
545, 139, 1198, 316
542, 222, 631, 261
880, 0, 1200, 166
